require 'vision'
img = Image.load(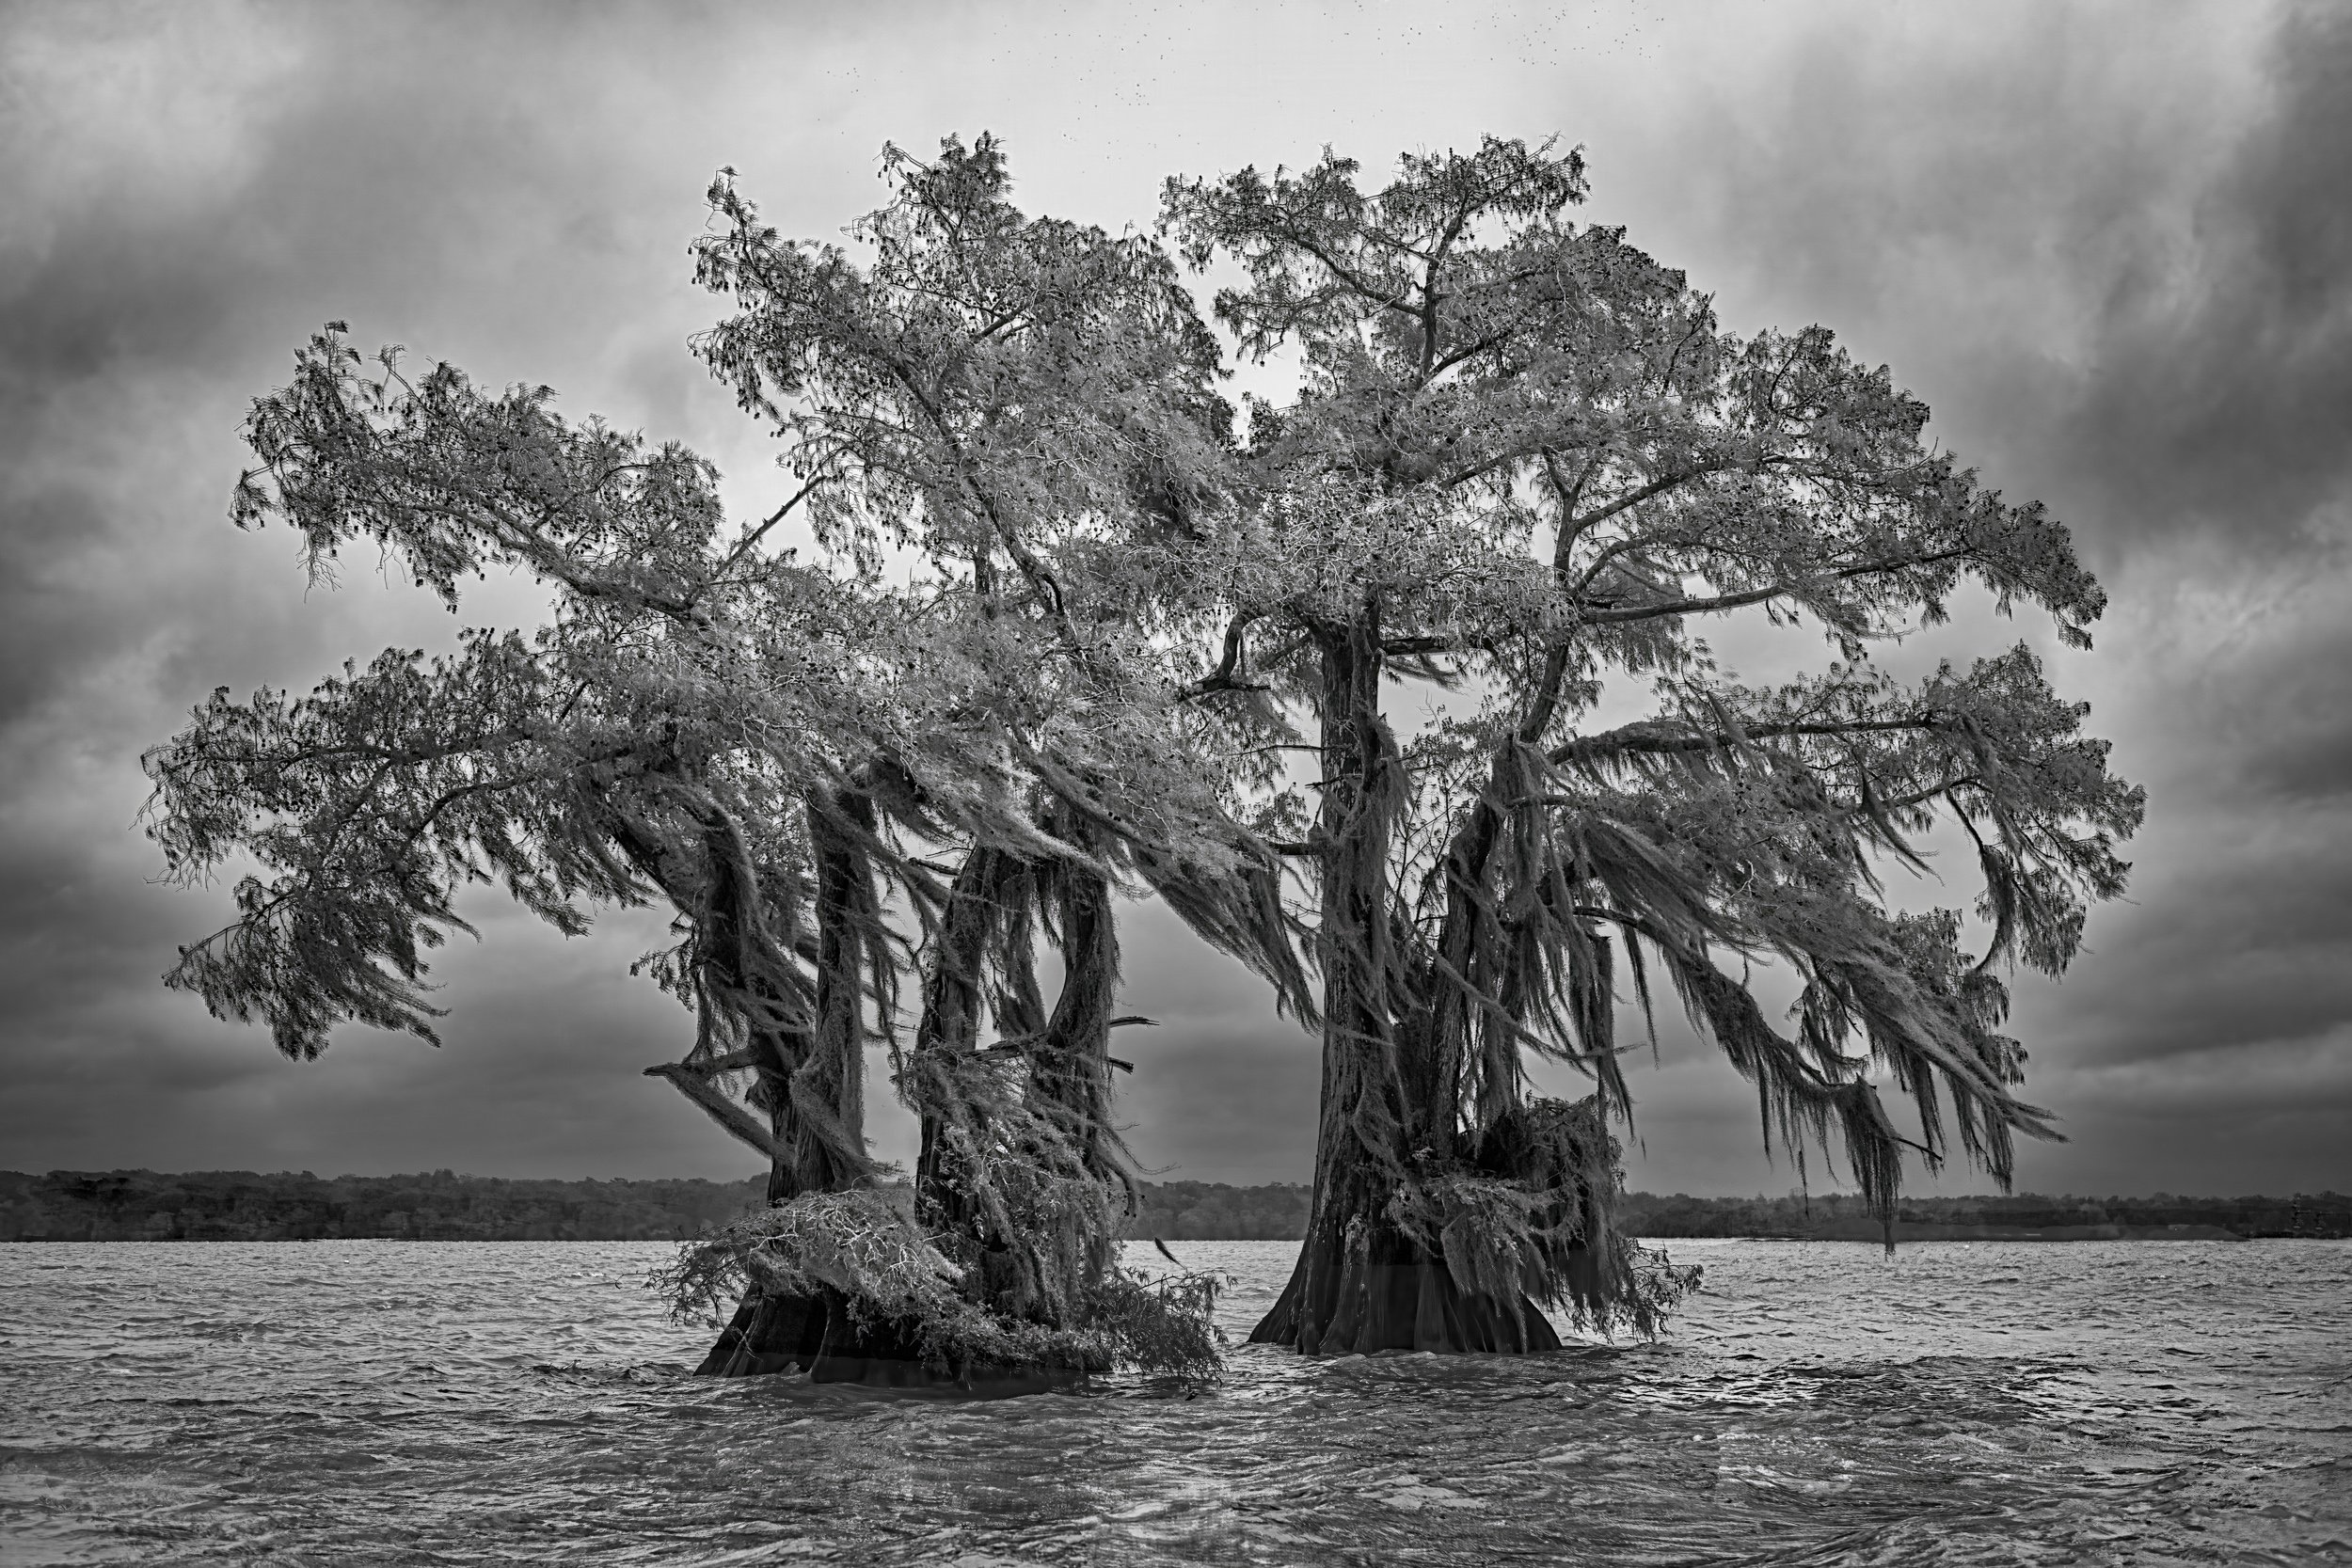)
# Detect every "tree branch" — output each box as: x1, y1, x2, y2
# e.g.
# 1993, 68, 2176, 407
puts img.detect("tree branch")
707, 467, 833, 586
1549, 713, 1944, 768
644, 1060, 787, 1162
1565, 461, 1734, 560
1180, 610, 1267, 700
1581, 546, 1979, 626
